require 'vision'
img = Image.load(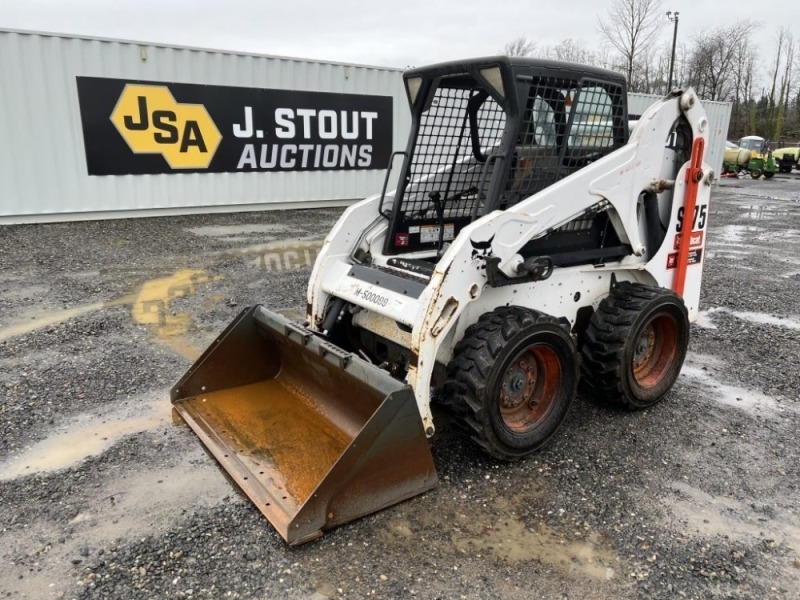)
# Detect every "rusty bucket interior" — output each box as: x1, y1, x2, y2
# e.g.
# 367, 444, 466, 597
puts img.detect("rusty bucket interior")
171, 305, 438, 545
